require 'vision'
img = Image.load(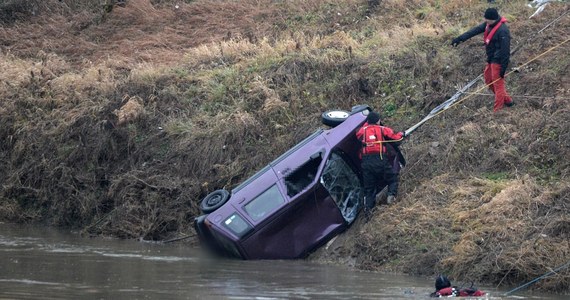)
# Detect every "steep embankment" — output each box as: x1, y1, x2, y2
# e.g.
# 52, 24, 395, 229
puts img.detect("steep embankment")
0, 0, 568, 292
